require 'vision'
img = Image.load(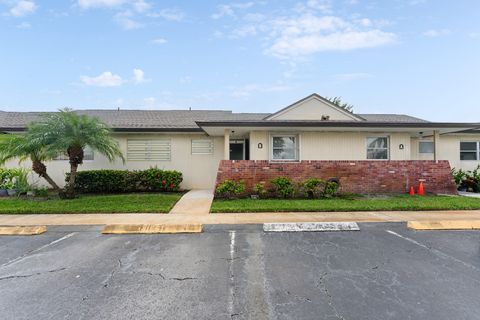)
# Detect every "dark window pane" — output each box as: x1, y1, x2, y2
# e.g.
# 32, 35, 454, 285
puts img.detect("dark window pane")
460, 152, 478, 161
367, 149, 388, 160
460, 142, 477, 151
